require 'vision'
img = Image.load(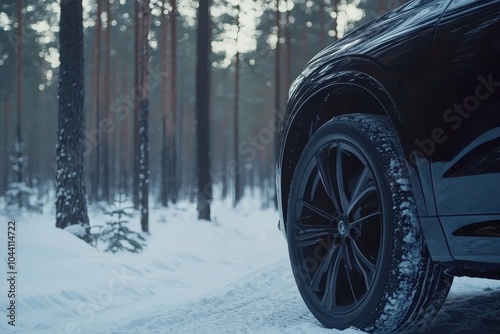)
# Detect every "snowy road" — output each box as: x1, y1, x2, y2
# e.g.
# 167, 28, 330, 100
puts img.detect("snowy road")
94, 261, 500, 334
96, 261, 322, 334
428, 277, 500, 333
2, 201, 500, 334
